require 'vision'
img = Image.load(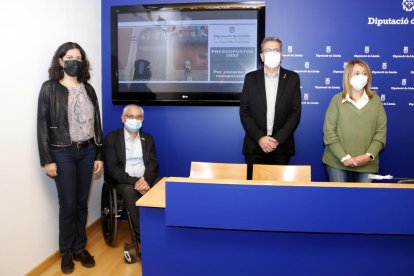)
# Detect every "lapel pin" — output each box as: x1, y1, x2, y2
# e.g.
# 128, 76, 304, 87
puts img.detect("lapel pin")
141, 137, 145, 141
283, 73, 287, 79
